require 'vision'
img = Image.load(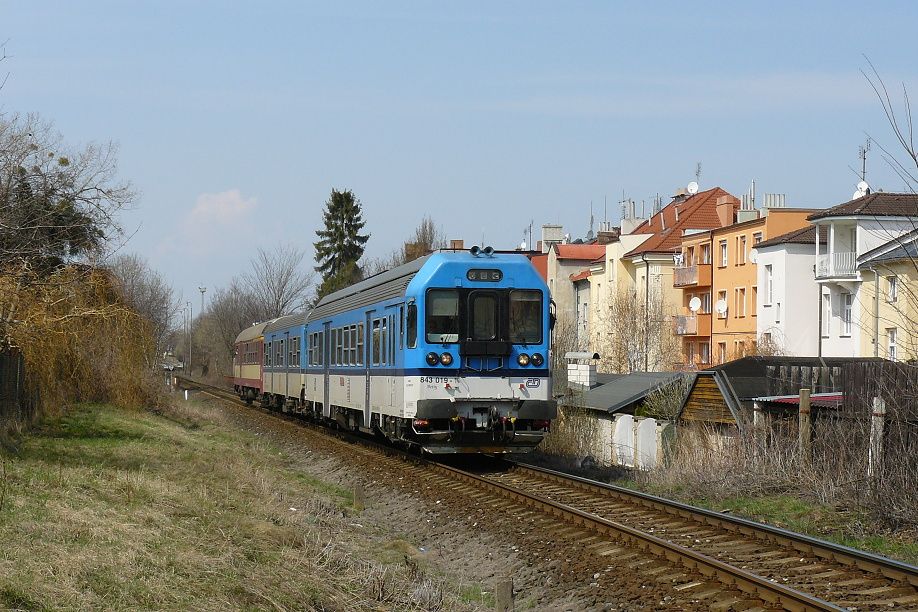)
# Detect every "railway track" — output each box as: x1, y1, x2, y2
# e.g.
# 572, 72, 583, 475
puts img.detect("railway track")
176, 377, 918, 611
